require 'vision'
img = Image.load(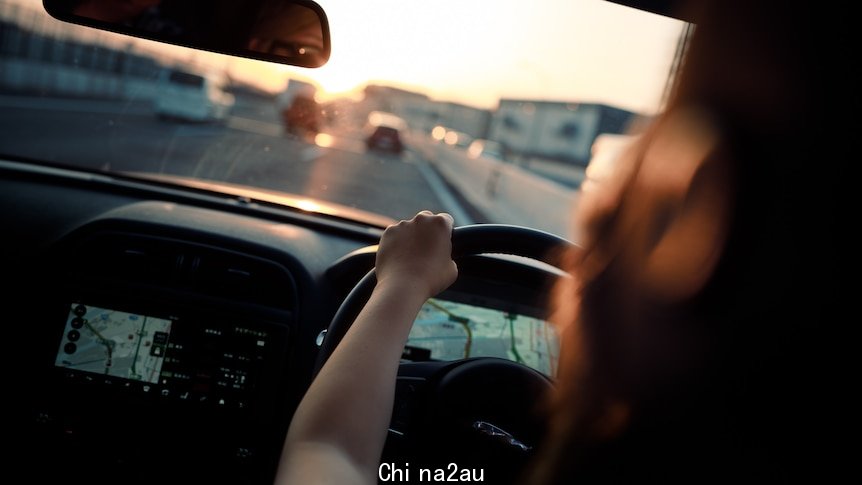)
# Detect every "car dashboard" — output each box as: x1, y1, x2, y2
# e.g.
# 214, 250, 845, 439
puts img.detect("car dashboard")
3, 158, 560, 484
